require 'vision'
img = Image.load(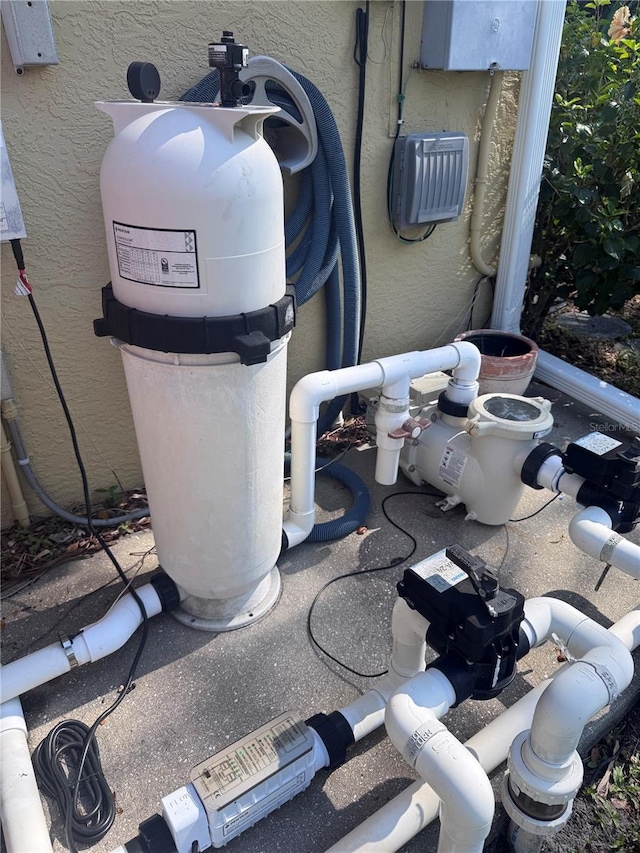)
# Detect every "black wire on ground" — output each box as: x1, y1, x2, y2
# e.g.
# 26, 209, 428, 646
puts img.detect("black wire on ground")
32, 721, 116, 849
10, 239, 149, 853
308, 492, 513, 678
307, 490, 442, 678
510, 493, 560, 523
